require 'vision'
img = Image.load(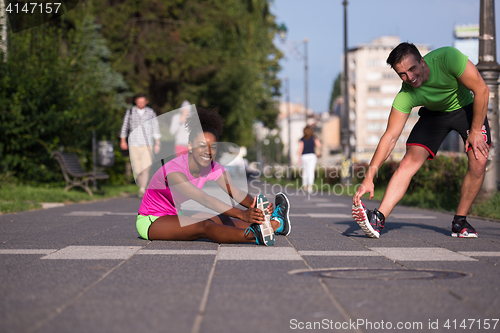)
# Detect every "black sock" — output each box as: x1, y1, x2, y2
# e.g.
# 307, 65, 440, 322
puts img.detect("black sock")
453, 215, 466, 222
375, 209, 386, 222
